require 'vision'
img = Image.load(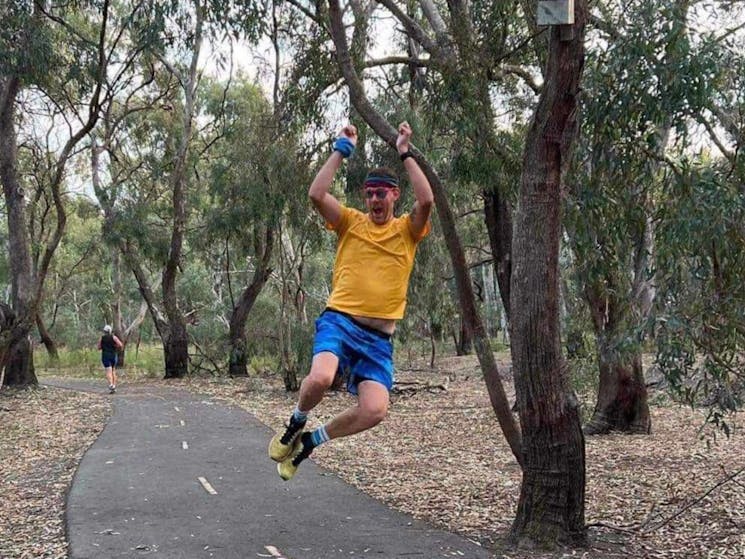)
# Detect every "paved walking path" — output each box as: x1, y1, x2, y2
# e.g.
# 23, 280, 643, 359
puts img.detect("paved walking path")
44, 379, 493, 559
